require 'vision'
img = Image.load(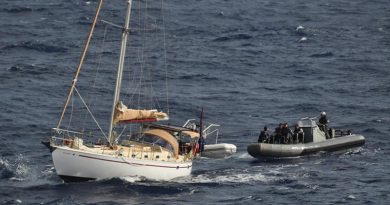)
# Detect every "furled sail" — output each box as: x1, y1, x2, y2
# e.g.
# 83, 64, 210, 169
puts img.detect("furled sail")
113, 101, 169, 124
